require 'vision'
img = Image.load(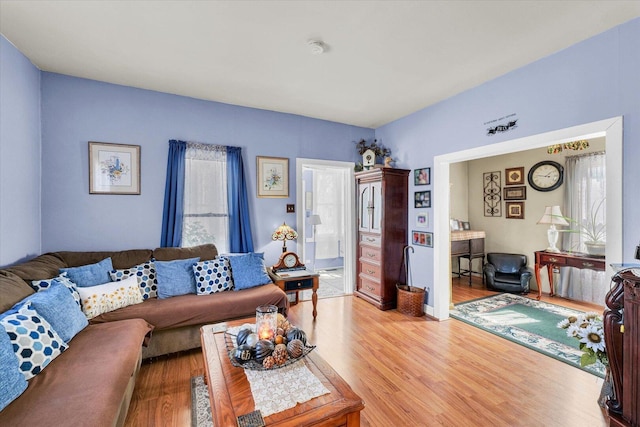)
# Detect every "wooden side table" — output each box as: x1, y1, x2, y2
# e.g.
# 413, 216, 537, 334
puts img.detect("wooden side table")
268, 268, 319, 320
533, 250, 606, 300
